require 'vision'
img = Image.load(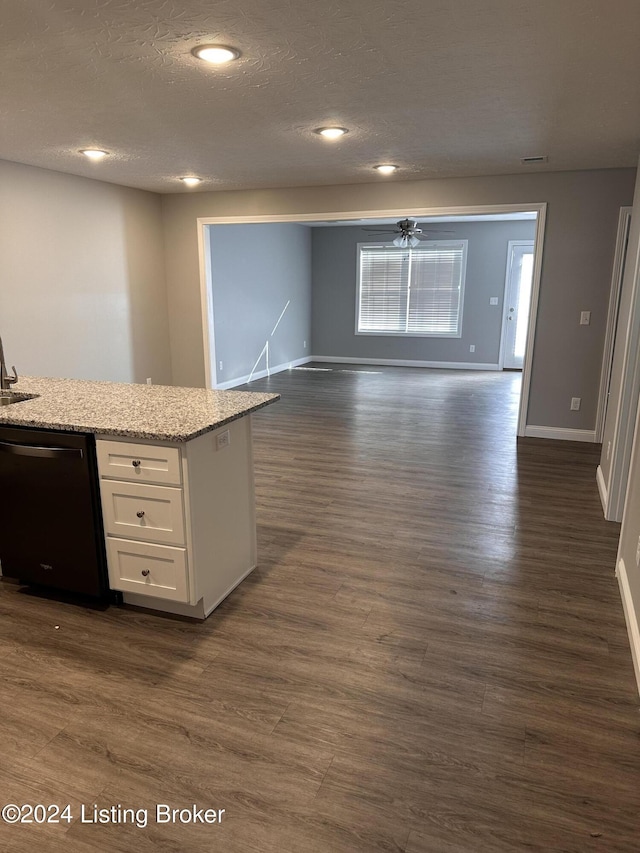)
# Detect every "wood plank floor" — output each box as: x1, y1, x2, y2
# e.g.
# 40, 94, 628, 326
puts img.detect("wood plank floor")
1, 365, 638, 852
